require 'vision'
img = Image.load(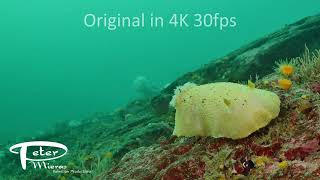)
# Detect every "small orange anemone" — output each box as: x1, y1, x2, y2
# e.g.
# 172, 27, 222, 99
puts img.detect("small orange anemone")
279, 64, 294, 76
278, 79, 292, 90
